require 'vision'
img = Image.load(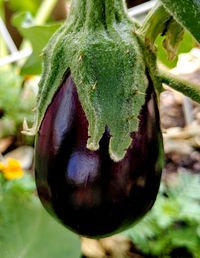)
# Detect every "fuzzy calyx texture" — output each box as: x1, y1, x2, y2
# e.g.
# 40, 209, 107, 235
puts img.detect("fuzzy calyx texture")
25, 0, 151, 161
